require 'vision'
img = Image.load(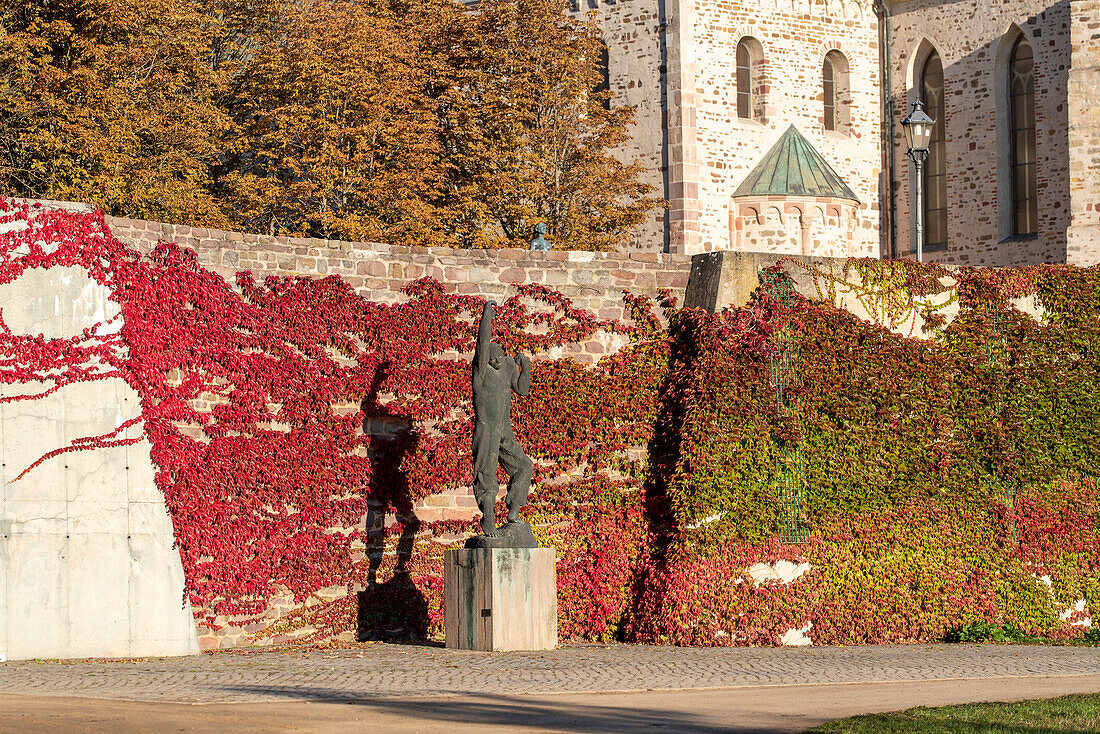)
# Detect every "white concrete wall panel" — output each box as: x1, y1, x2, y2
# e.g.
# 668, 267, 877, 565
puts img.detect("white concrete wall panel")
0, 265, 199, 660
